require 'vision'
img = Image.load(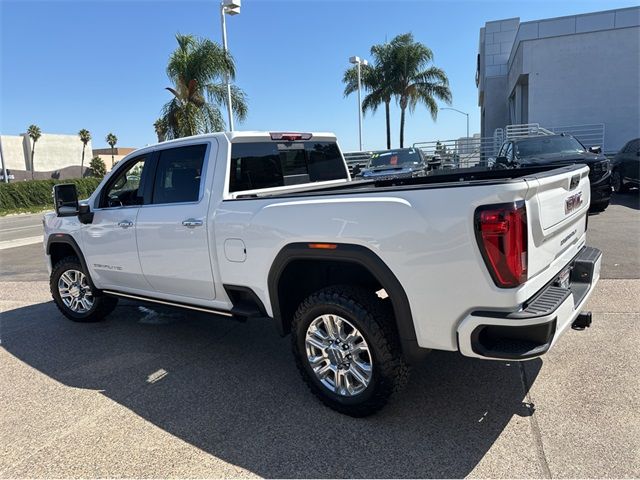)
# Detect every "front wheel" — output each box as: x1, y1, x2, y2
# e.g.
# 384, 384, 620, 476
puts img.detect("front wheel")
50, 256, 118, 322
589, 200, 610, 213
612, 170, 627, 193
291, 286, 408, 417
